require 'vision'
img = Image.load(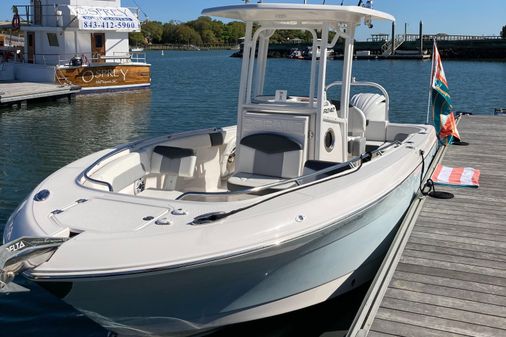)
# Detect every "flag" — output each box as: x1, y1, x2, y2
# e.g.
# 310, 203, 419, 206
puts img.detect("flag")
431, 164, 480, 188
430, 40, 461, 142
